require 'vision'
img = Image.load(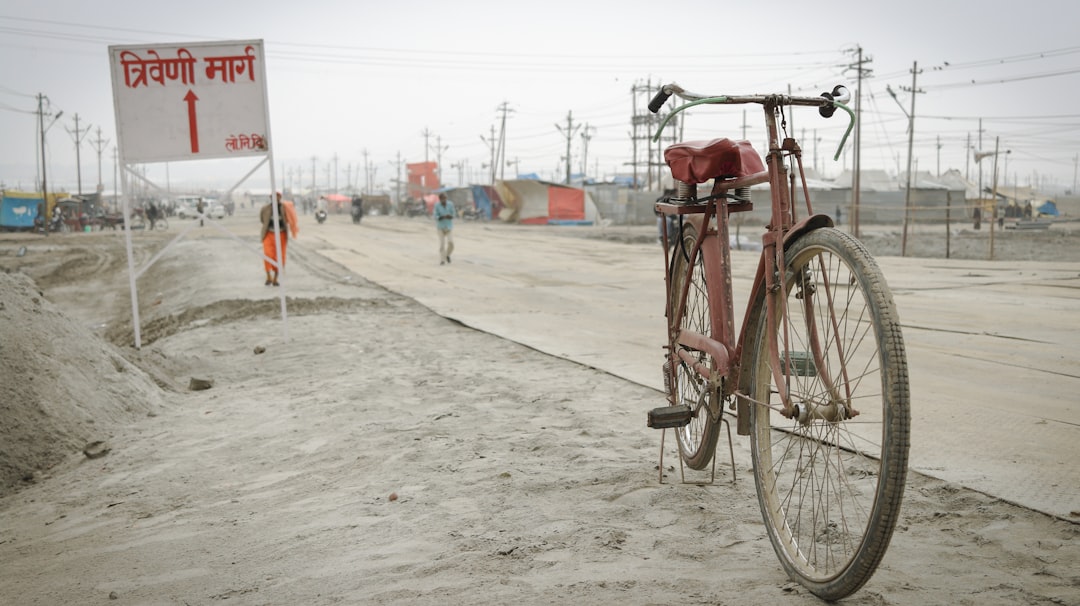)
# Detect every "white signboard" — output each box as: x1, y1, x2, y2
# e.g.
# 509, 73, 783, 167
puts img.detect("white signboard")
109, 39, 269, 164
